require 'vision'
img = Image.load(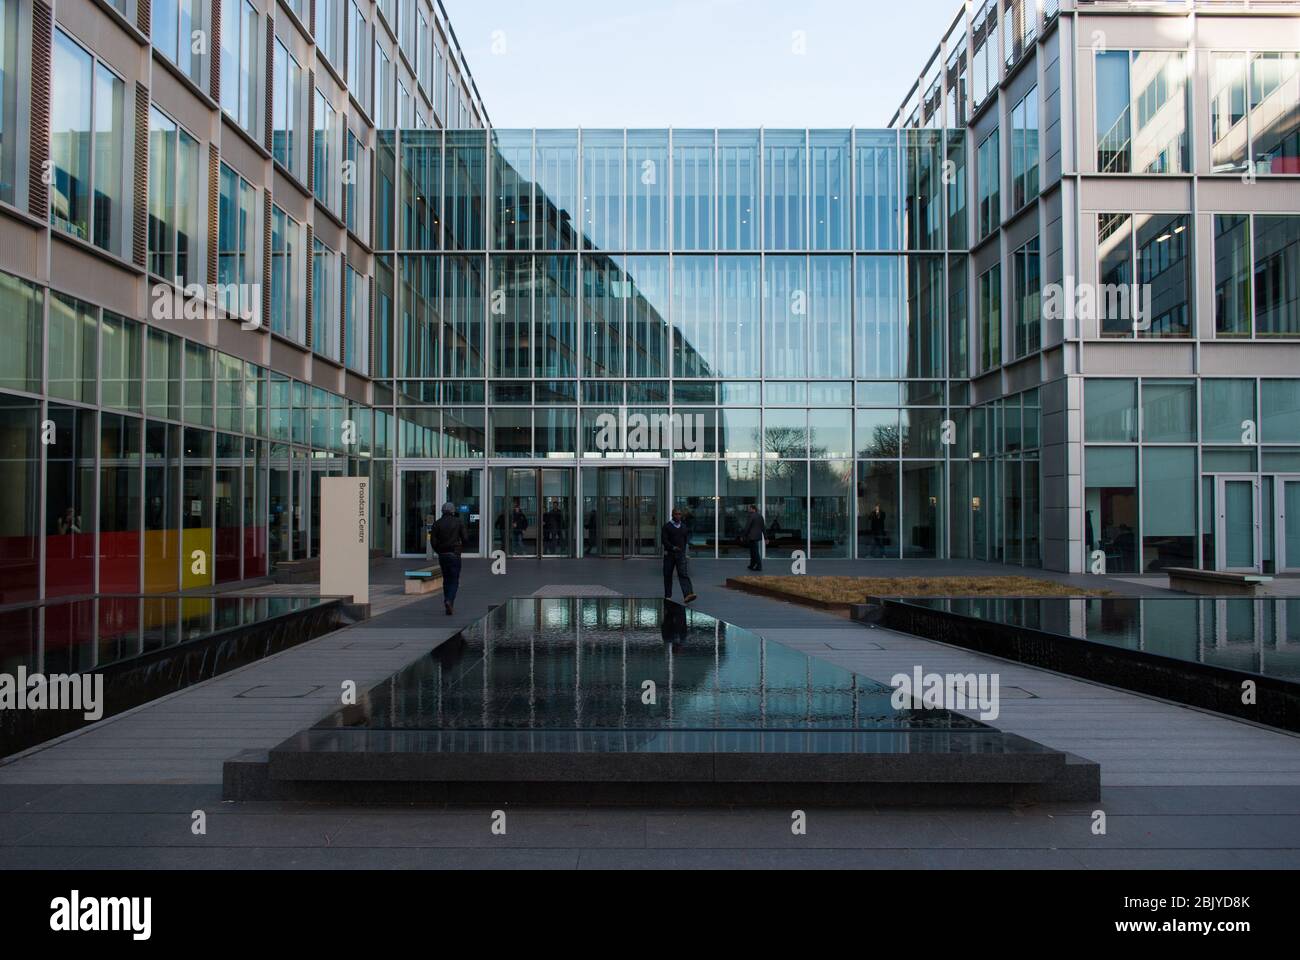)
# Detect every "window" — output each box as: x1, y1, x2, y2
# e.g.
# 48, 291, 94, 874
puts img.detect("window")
1003, 0, 1035, 68
1011, 86, 1039, 210
764, 130, 806, 250
1096, 50, 1188, 174
348, 1, 370, 113
0, 269, 42, 393
219, 0, 259, 134
947, 132, 967, 250
1098, 212, 1192, 339
1254, 215, 1300, 337
1214, 213, 1252, 337
272, 39, 305, 181
217, 163, 257, 319
1142, 379, 1196, 443
1212, 52, 1300, 176
626, 130, 668, 251
433, 44, 446, 121
51, 31, 128, 256
978, 264, 1001, 372
151, 0, 207, 85
398, 0, 415, 64
416, 8, 431, 95
344, 264, 369, 373
314, 0, 342, 69
1211, 53, 1249, 173
101, 311, 142, 412
718, 130, 759, 251
1011, 237, 1040, 359
672, 130, 713, 251
1085, 379, 1137, 443
976, 129, 999, 238
344, 128, 370, 241
855, 131, 899, 251
0, 0, 25, 208
313, 89, 338, 212
374, 41, 392, 128
269, 206, 303, 343
148, 108, 201, 284
970, 0, 998, 110
312, 239, 340, 362
1250, 53, 1300, 175
810, 130, 850, 251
